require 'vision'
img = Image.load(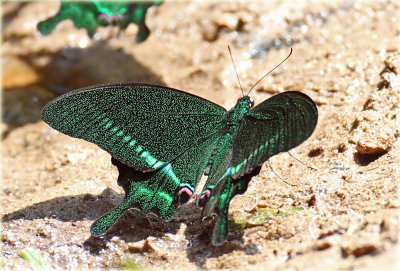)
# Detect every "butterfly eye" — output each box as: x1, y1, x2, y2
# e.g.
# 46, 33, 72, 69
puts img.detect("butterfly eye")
249, 97, 254, 107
